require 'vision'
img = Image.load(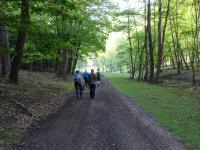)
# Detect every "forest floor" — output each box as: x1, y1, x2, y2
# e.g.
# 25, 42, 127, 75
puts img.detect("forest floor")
161, 68, 200, 87
0, 71, 73, 148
